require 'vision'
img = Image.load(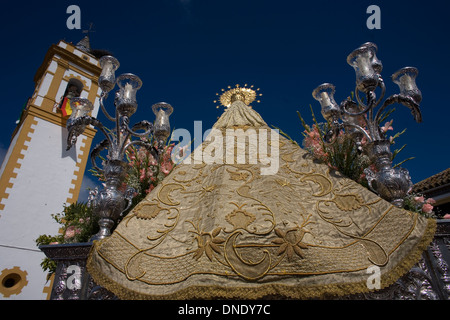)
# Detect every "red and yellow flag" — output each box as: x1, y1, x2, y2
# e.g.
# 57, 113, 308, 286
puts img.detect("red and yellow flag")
60, 97, 72, 117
